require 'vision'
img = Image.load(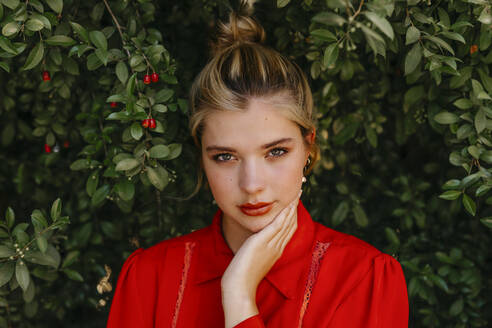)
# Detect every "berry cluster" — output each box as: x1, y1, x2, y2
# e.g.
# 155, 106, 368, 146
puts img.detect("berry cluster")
142, 118, 156, 129
143, 72, 159, 85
